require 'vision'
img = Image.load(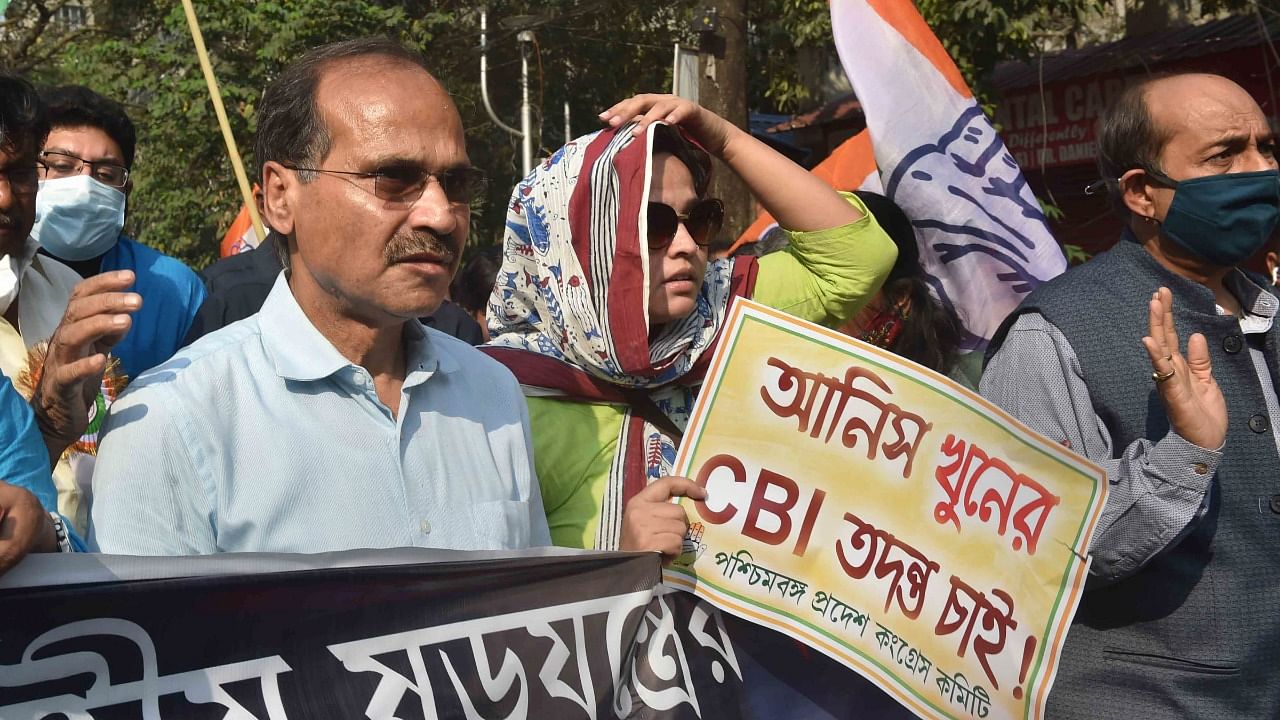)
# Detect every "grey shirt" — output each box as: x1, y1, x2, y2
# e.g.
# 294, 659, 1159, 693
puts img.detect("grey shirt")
981, 271, 1279, 585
